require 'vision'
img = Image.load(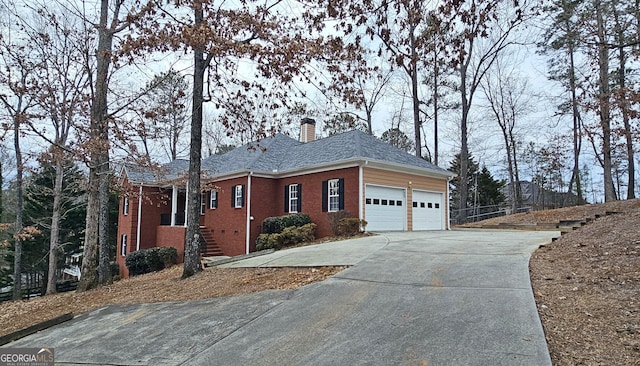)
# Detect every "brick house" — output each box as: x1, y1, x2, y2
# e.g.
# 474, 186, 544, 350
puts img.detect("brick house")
116, 119, 455, 278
